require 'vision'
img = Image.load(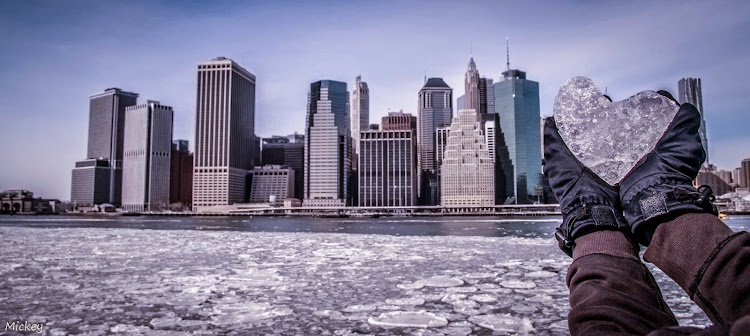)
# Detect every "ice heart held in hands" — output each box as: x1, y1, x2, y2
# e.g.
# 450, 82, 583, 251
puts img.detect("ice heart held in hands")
553, 76, 680, 185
